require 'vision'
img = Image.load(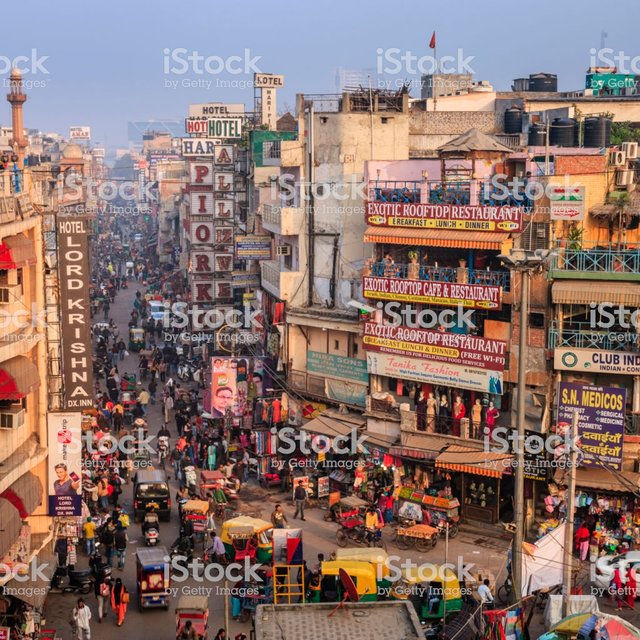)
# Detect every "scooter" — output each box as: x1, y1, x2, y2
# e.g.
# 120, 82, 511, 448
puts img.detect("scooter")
50, 566, 93, 594
144, 526, 160, 546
